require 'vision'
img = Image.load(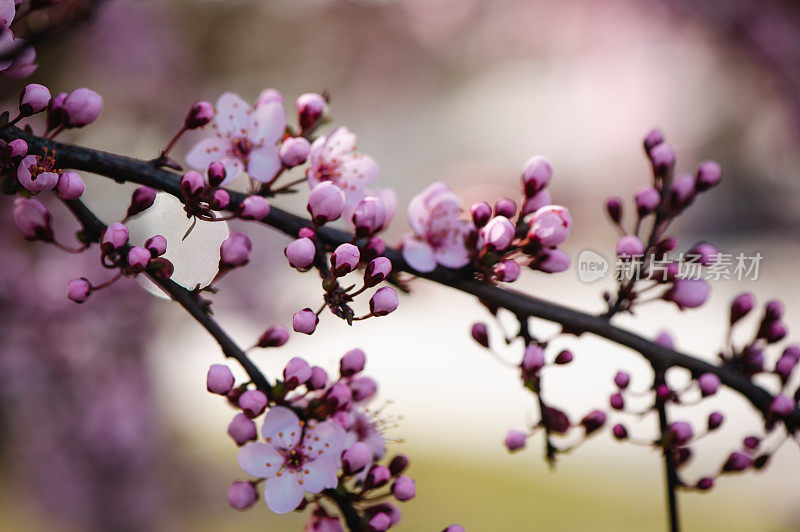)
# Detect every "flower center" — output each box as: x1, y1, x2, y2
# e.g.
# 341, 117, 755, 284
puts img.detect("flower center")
283, 447, 306, 469
29, 150, 57, 181
232, 138, 254, 158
